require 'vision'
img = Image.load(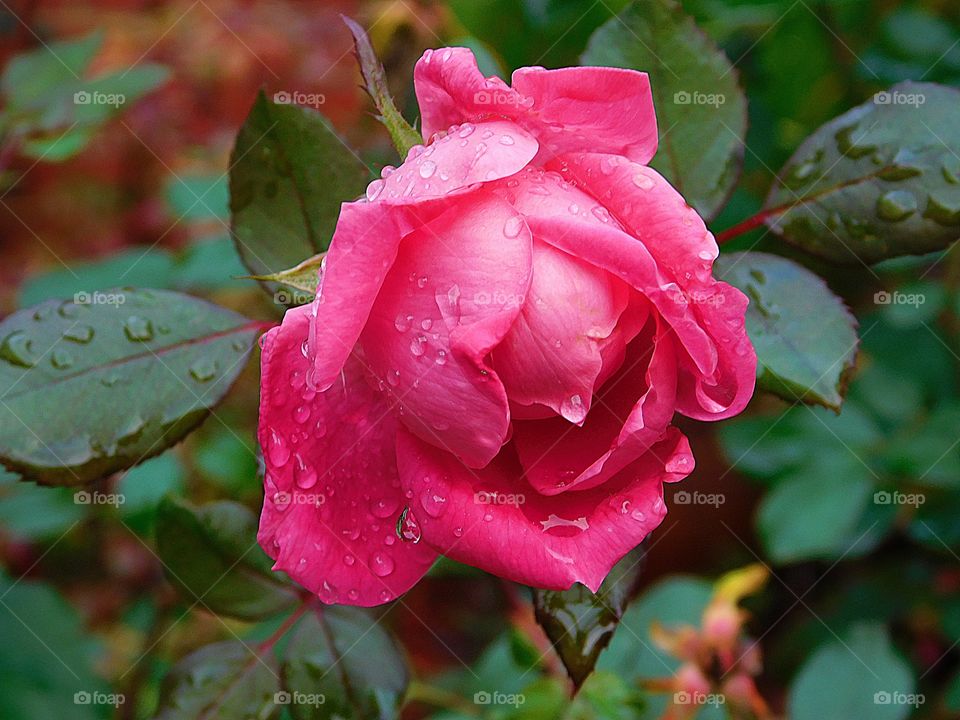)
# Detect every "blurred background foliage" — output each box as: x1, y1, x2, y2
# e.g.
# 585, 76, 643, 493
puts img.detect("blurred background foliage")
1, 0, 959, 718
